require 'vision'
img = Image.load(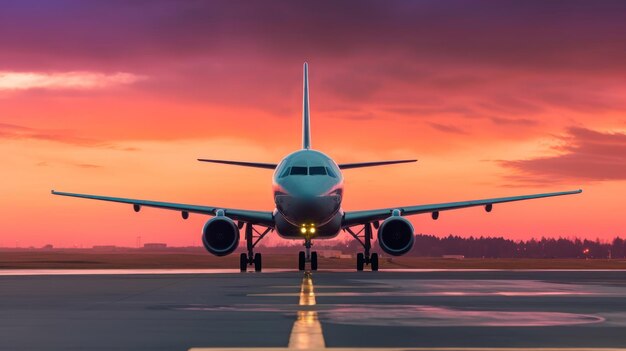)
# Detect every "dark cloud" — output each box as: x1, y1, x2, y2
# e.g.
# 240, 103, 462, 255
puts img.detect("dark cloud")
1, 1, 624, 73
1, 1, 624, 118
499, 127, 626, 183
